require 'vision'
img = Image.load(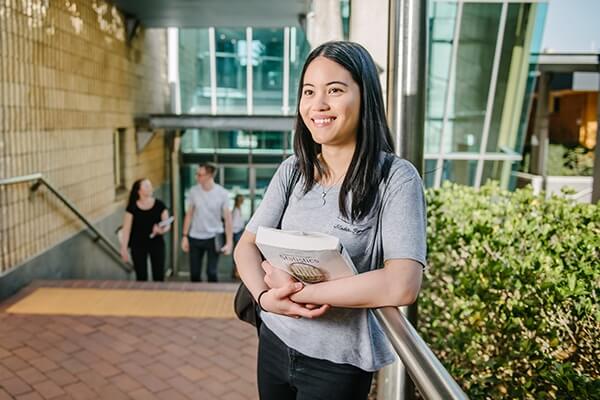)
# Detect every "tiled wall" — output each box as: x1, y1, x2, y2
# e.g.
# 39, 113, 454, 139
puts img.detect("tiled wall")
0, 0, 170, 274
